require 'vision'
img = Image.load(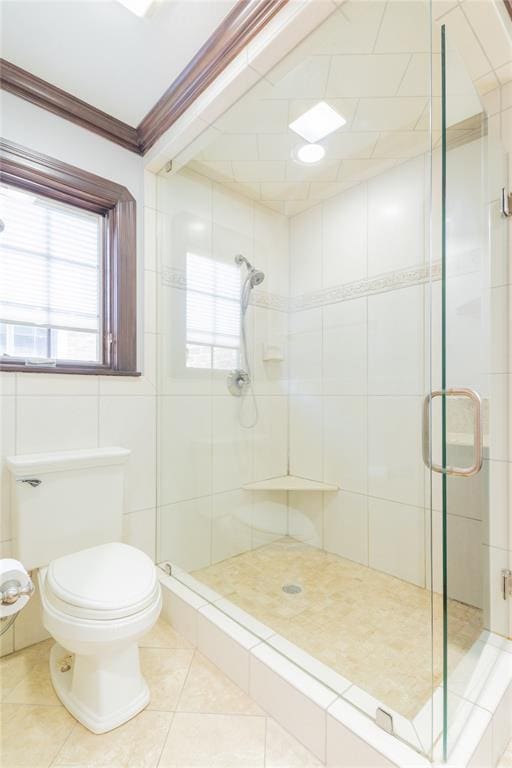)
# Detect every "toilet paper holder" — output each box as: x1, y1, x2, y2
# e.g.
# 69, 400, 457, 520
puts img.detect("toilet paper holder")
1, 578, 35, 605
